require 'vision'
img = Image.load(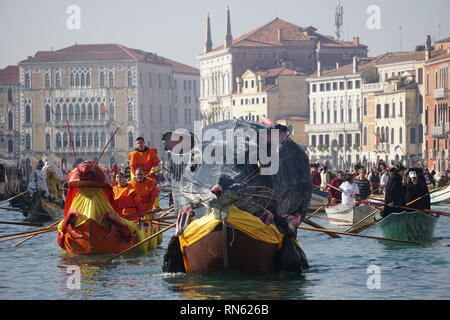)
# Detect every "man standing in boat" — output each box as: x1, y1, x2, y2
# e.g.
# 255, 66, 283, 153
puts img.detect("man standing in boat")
380, 166, 405, 218
355, 169, 371, 201
128, 137, 160, 179
329, 171, 344, 205
405, 170, 430, 210
339, 174, 359, 206
113, 171, 139, 221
